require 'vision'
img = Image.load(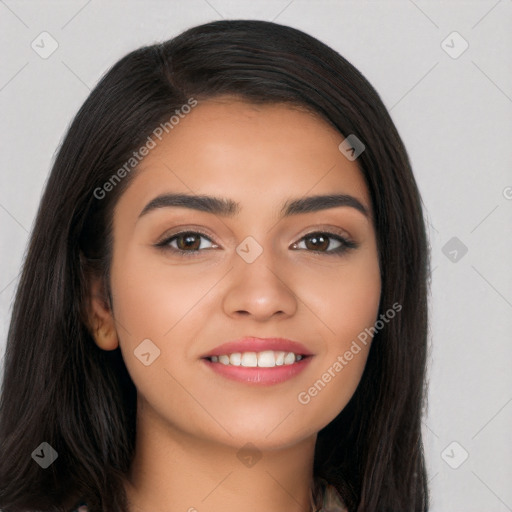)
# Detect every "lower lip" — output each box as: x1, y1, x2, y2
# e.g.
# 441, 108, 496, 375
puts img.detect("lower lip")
202, 357, 313, 386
